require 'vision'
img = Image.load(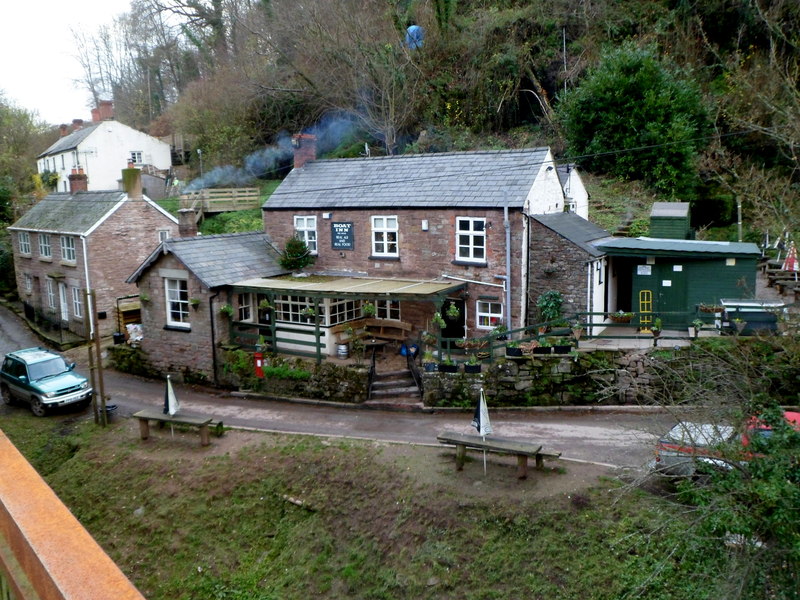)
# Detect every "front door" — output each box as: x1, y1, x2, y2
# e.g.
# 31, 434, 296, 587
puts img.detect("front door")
441, 299, 465, 339
58, 282, 69, 322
